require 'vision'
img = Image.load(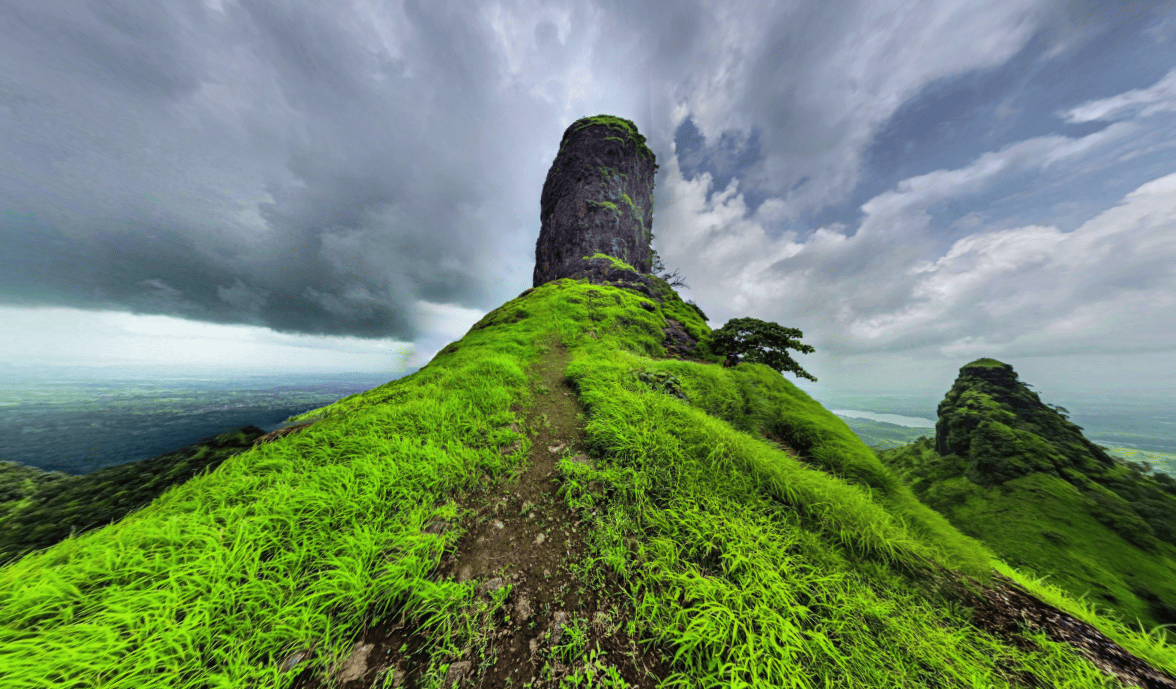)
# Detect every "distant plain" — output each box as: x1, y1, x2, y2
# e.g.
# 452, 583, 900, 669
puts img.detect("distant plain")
1, 371, 1171, 479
